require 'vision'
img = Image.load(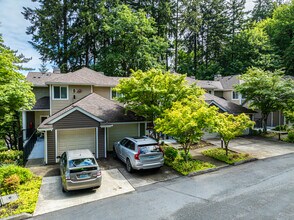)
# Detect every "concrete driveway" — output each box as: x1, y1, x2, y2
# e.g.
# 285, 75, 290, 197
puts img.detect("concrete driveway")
207, 136, 294, 159
34, 169, 134, 216
98, 157, 180, 188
